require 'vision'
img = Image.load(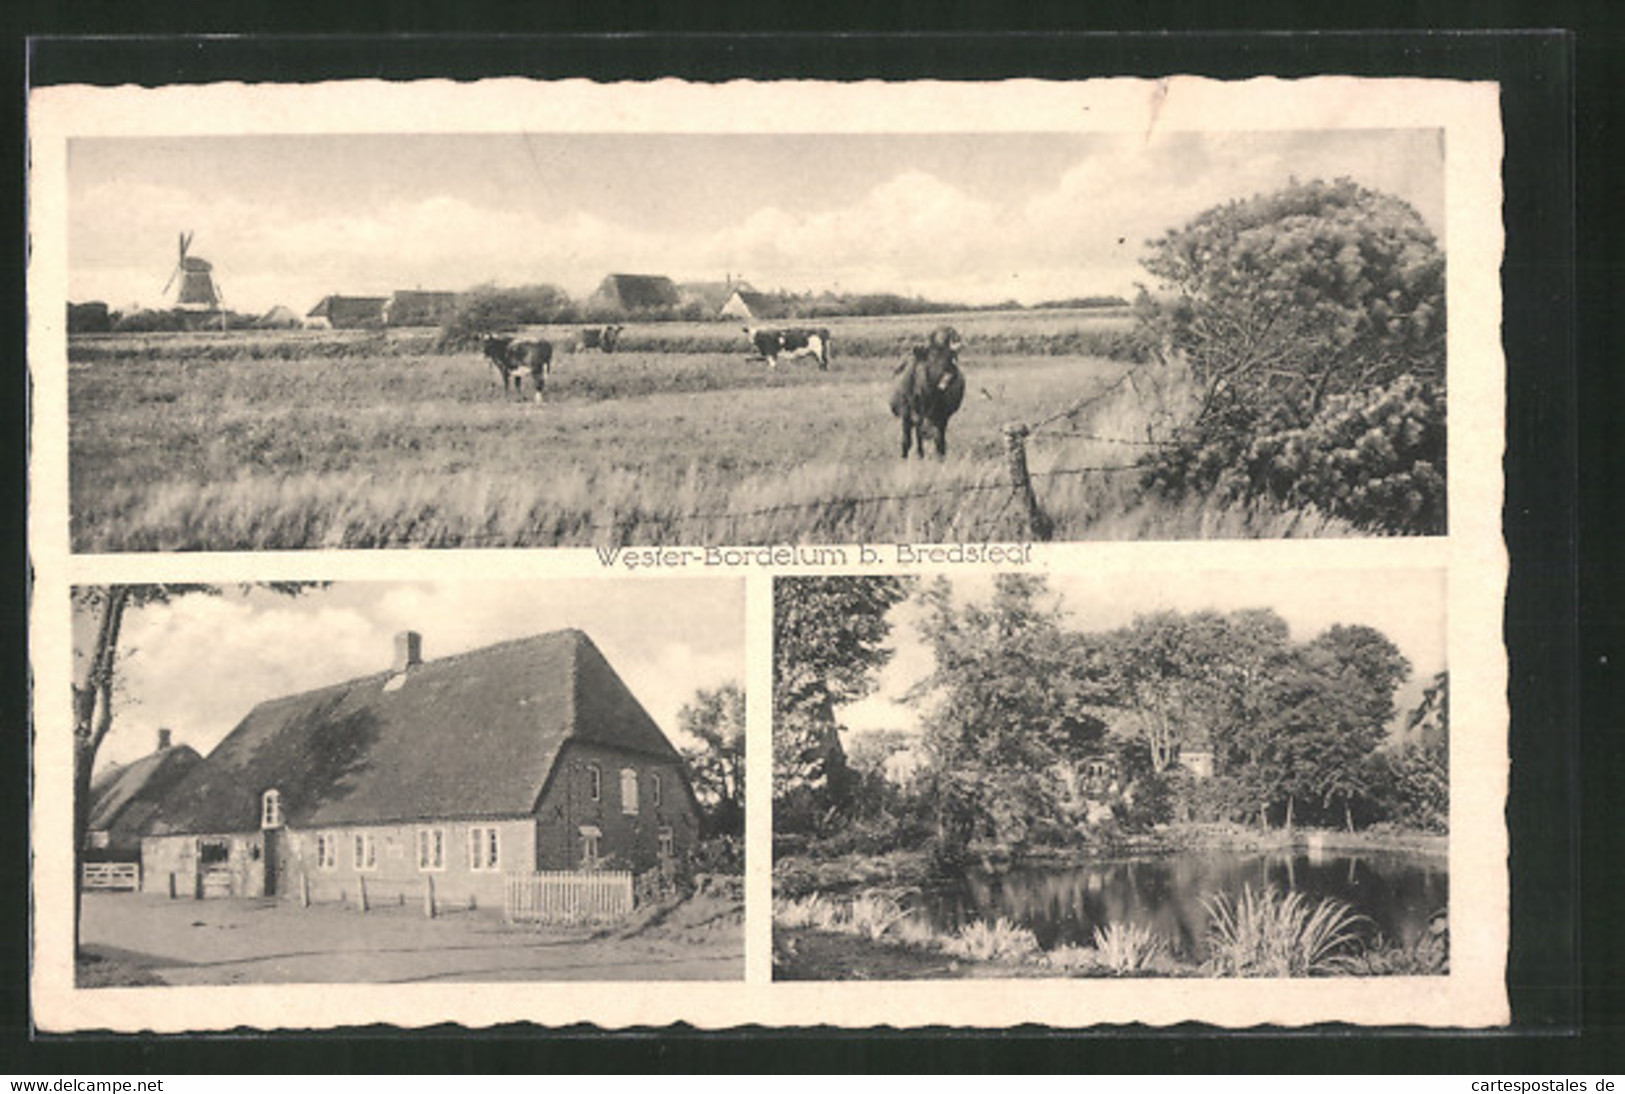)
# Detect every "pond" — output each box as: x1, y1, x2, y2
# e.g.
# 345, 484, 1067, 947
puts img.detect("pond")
911, 847, 1447, 959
